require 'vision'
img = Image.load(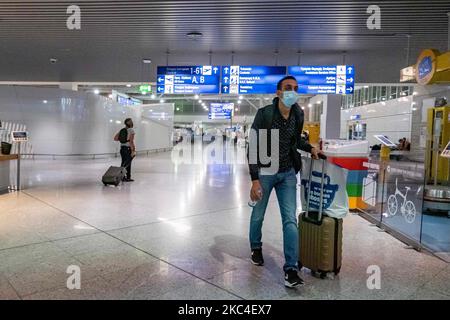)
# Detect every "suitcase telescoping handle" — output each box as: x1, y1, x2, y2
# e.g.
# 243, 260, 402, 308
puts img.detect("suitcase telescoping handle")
305, 153, 327, 222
